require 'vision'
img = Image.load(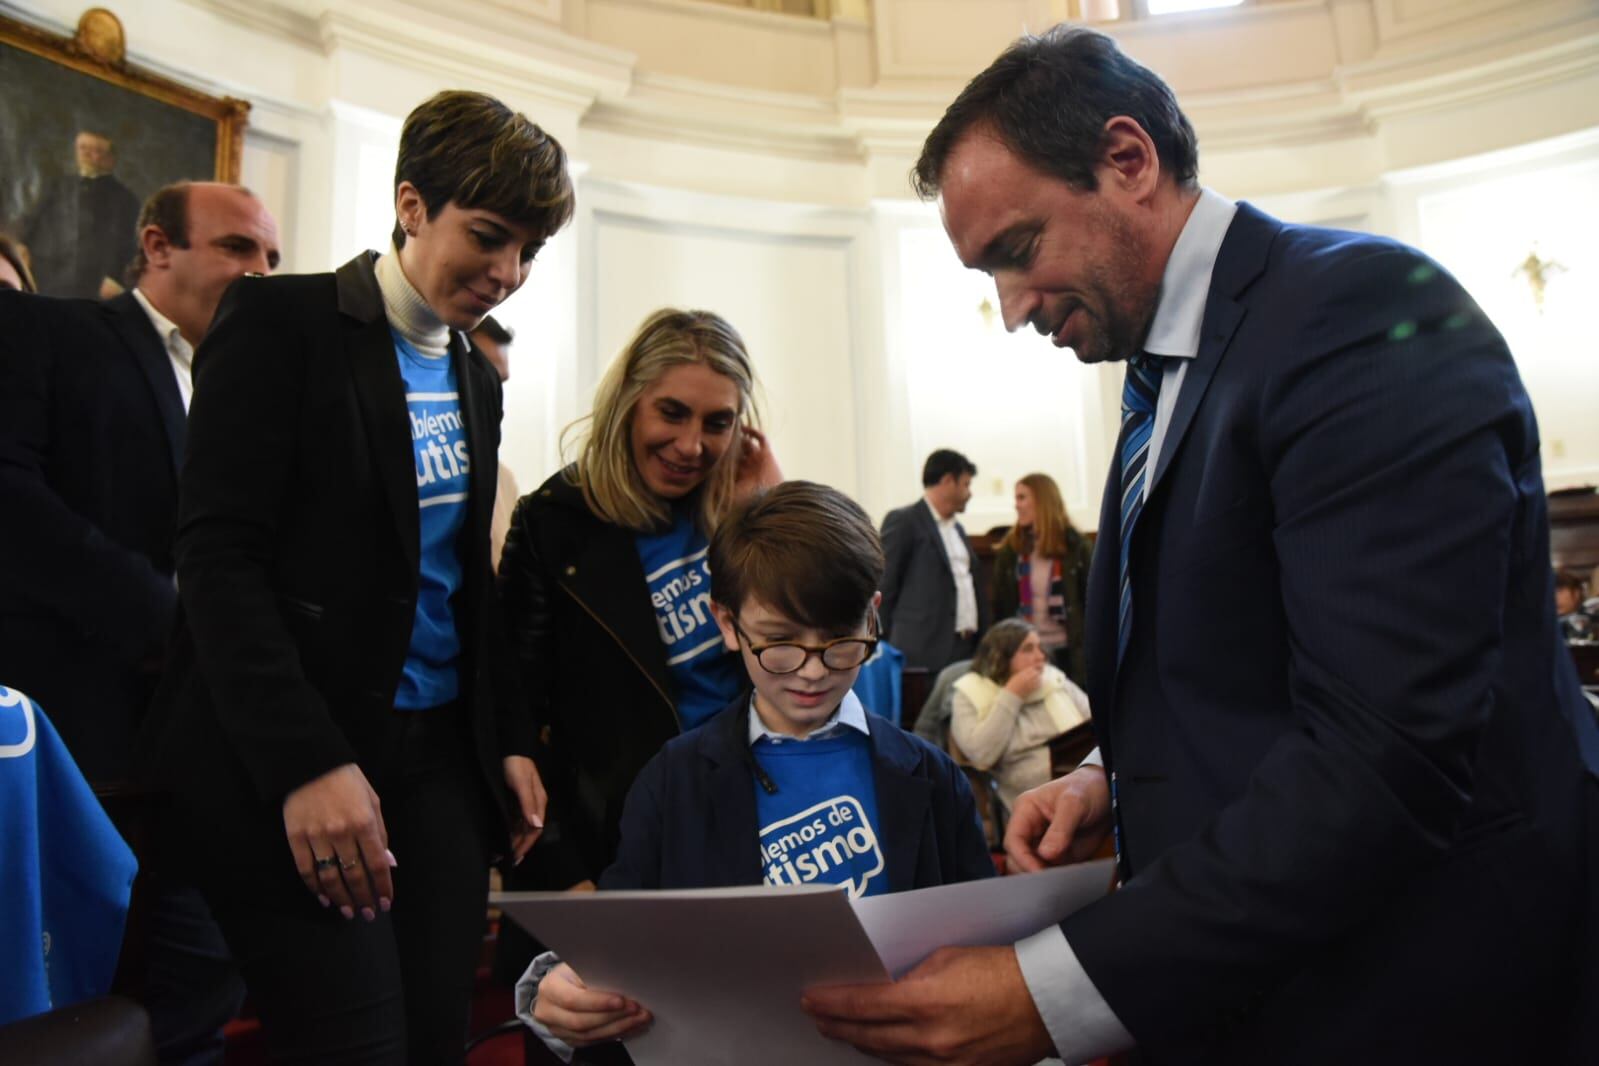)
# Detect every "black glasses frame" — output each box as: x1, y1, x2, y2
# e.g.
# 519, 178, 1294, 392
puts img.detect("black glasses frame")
731, 611, 880, 676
